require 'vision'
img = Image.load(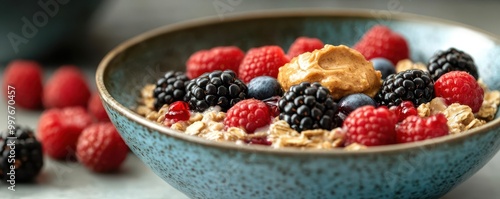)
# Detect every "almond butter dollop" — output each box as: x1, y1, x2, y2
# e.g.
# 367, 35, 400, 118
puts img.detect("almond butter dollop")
277, 45, 382, 100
